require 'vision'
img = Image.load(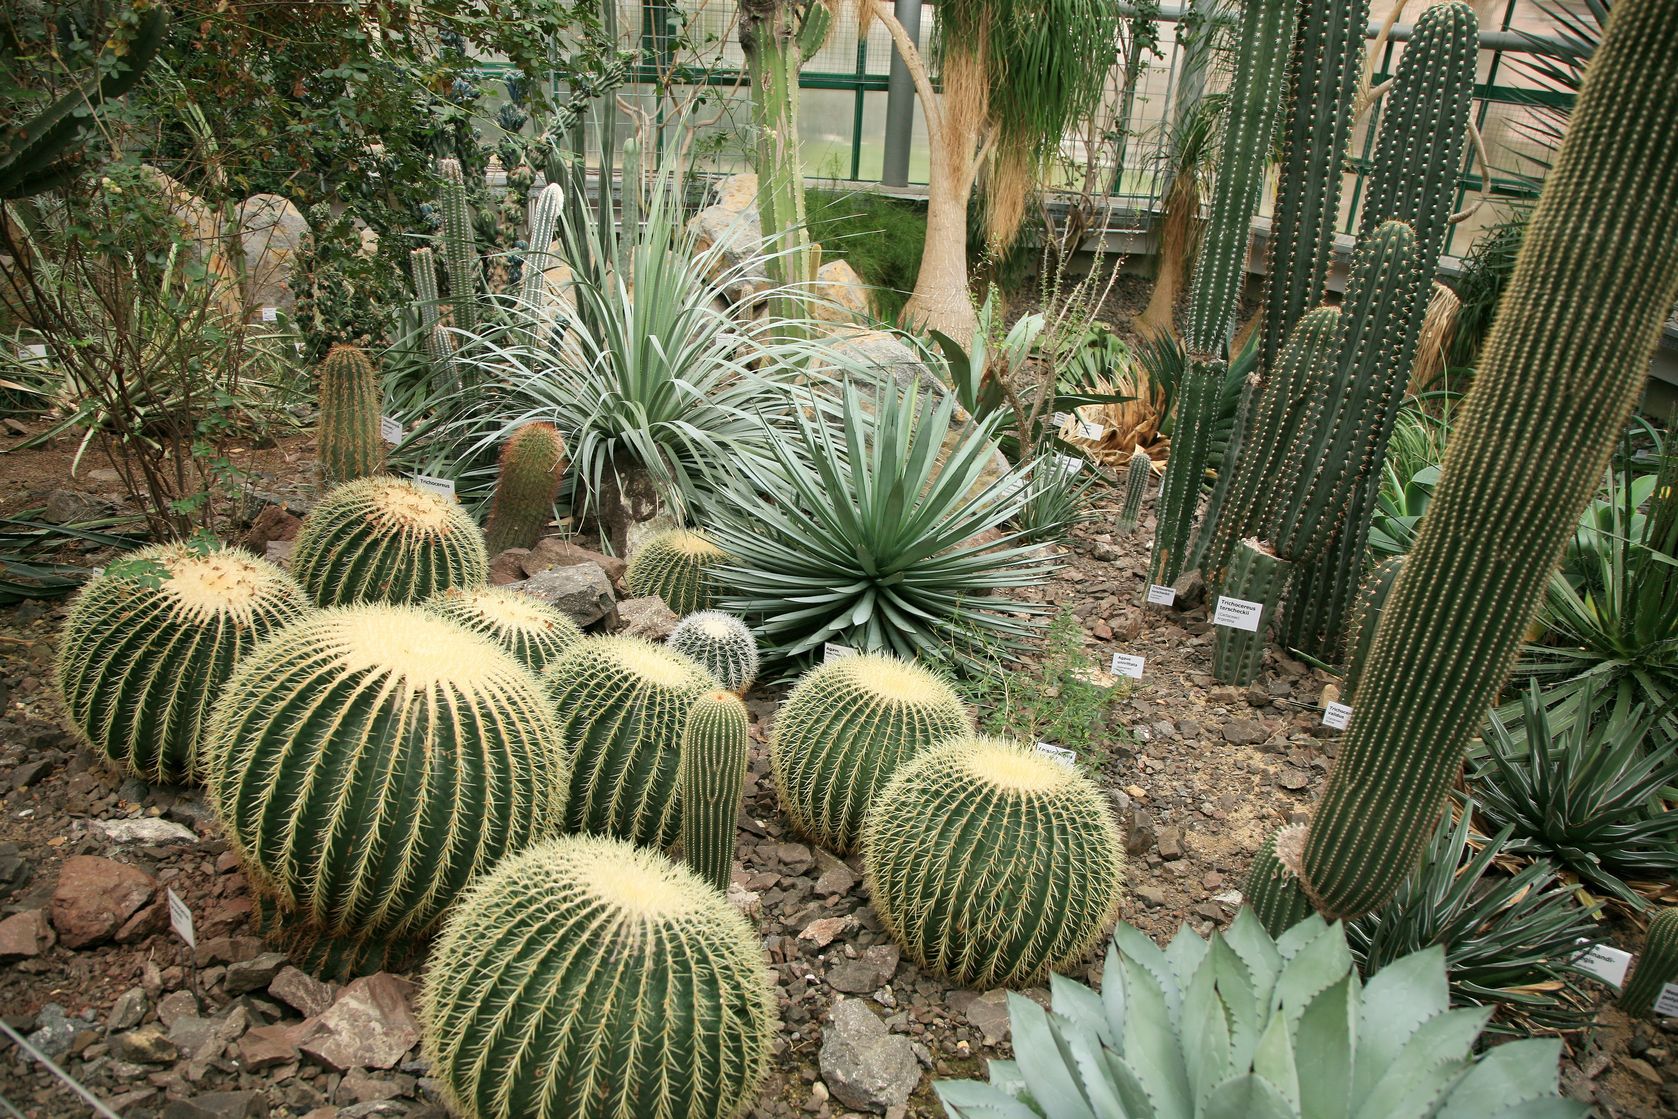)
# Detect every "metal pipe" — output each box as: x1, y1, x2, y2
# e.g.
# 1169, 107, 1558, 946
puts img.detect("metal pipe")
881, 0, 924, 186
